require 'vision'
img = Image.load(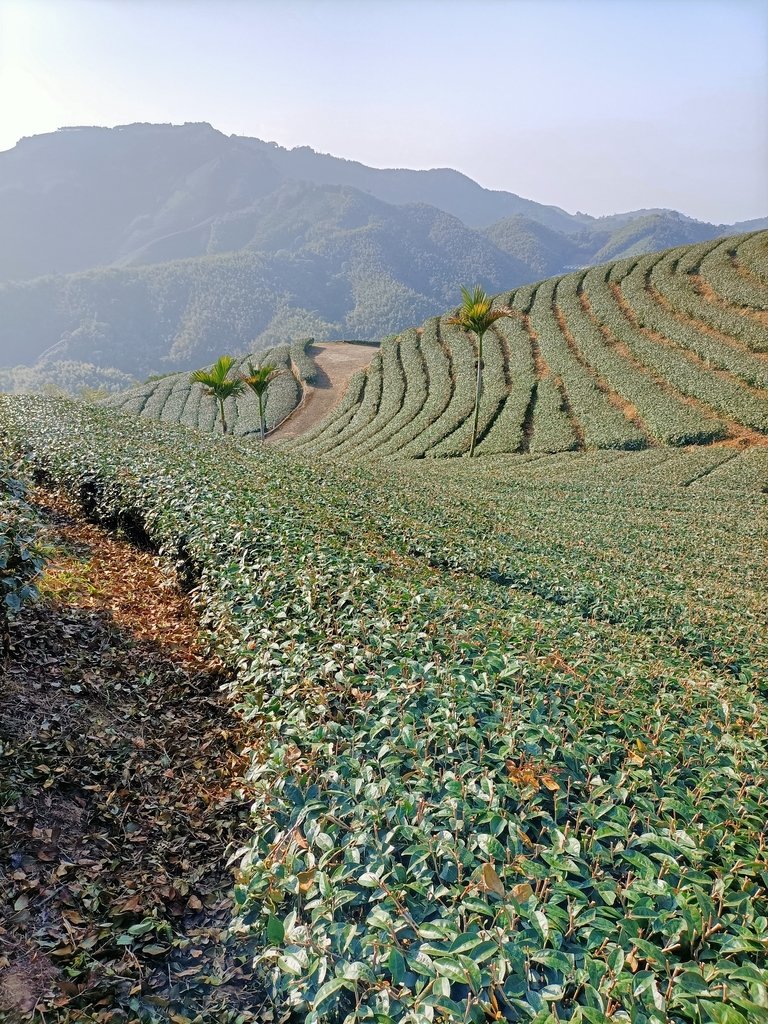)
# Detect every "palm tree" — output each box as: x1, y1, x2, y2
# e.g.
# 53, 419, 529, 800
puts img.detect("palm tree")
191, 355, 245, 435
240, 361, 281, 441
447, 286, 514, 457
